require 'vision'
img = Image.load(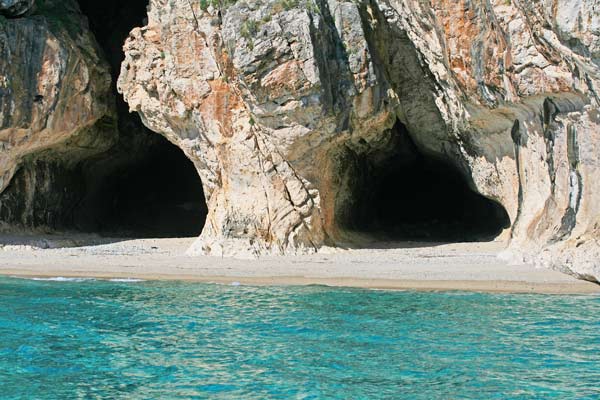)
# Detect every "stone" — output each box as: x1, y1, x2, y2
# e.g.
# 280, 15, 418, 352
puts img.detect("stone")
0, 0, 34, 17
1, 0, 600, 283
116, 0, 600, 281
0, 0, 116, 228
